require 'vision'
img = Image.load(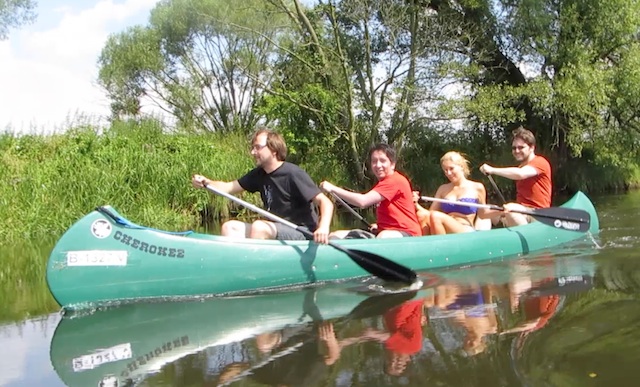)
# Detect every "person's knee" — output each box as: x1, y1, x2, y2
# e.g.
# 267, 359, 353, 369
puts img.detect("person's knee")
221, 220, 248, 237
329, 230, 350, 239
416, 208, 430, 223
250, 220, 277, 239
475, 217, 492, 231
430, 211, 444, 226
503, 213, 528, 227
376, 230, 403, 238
